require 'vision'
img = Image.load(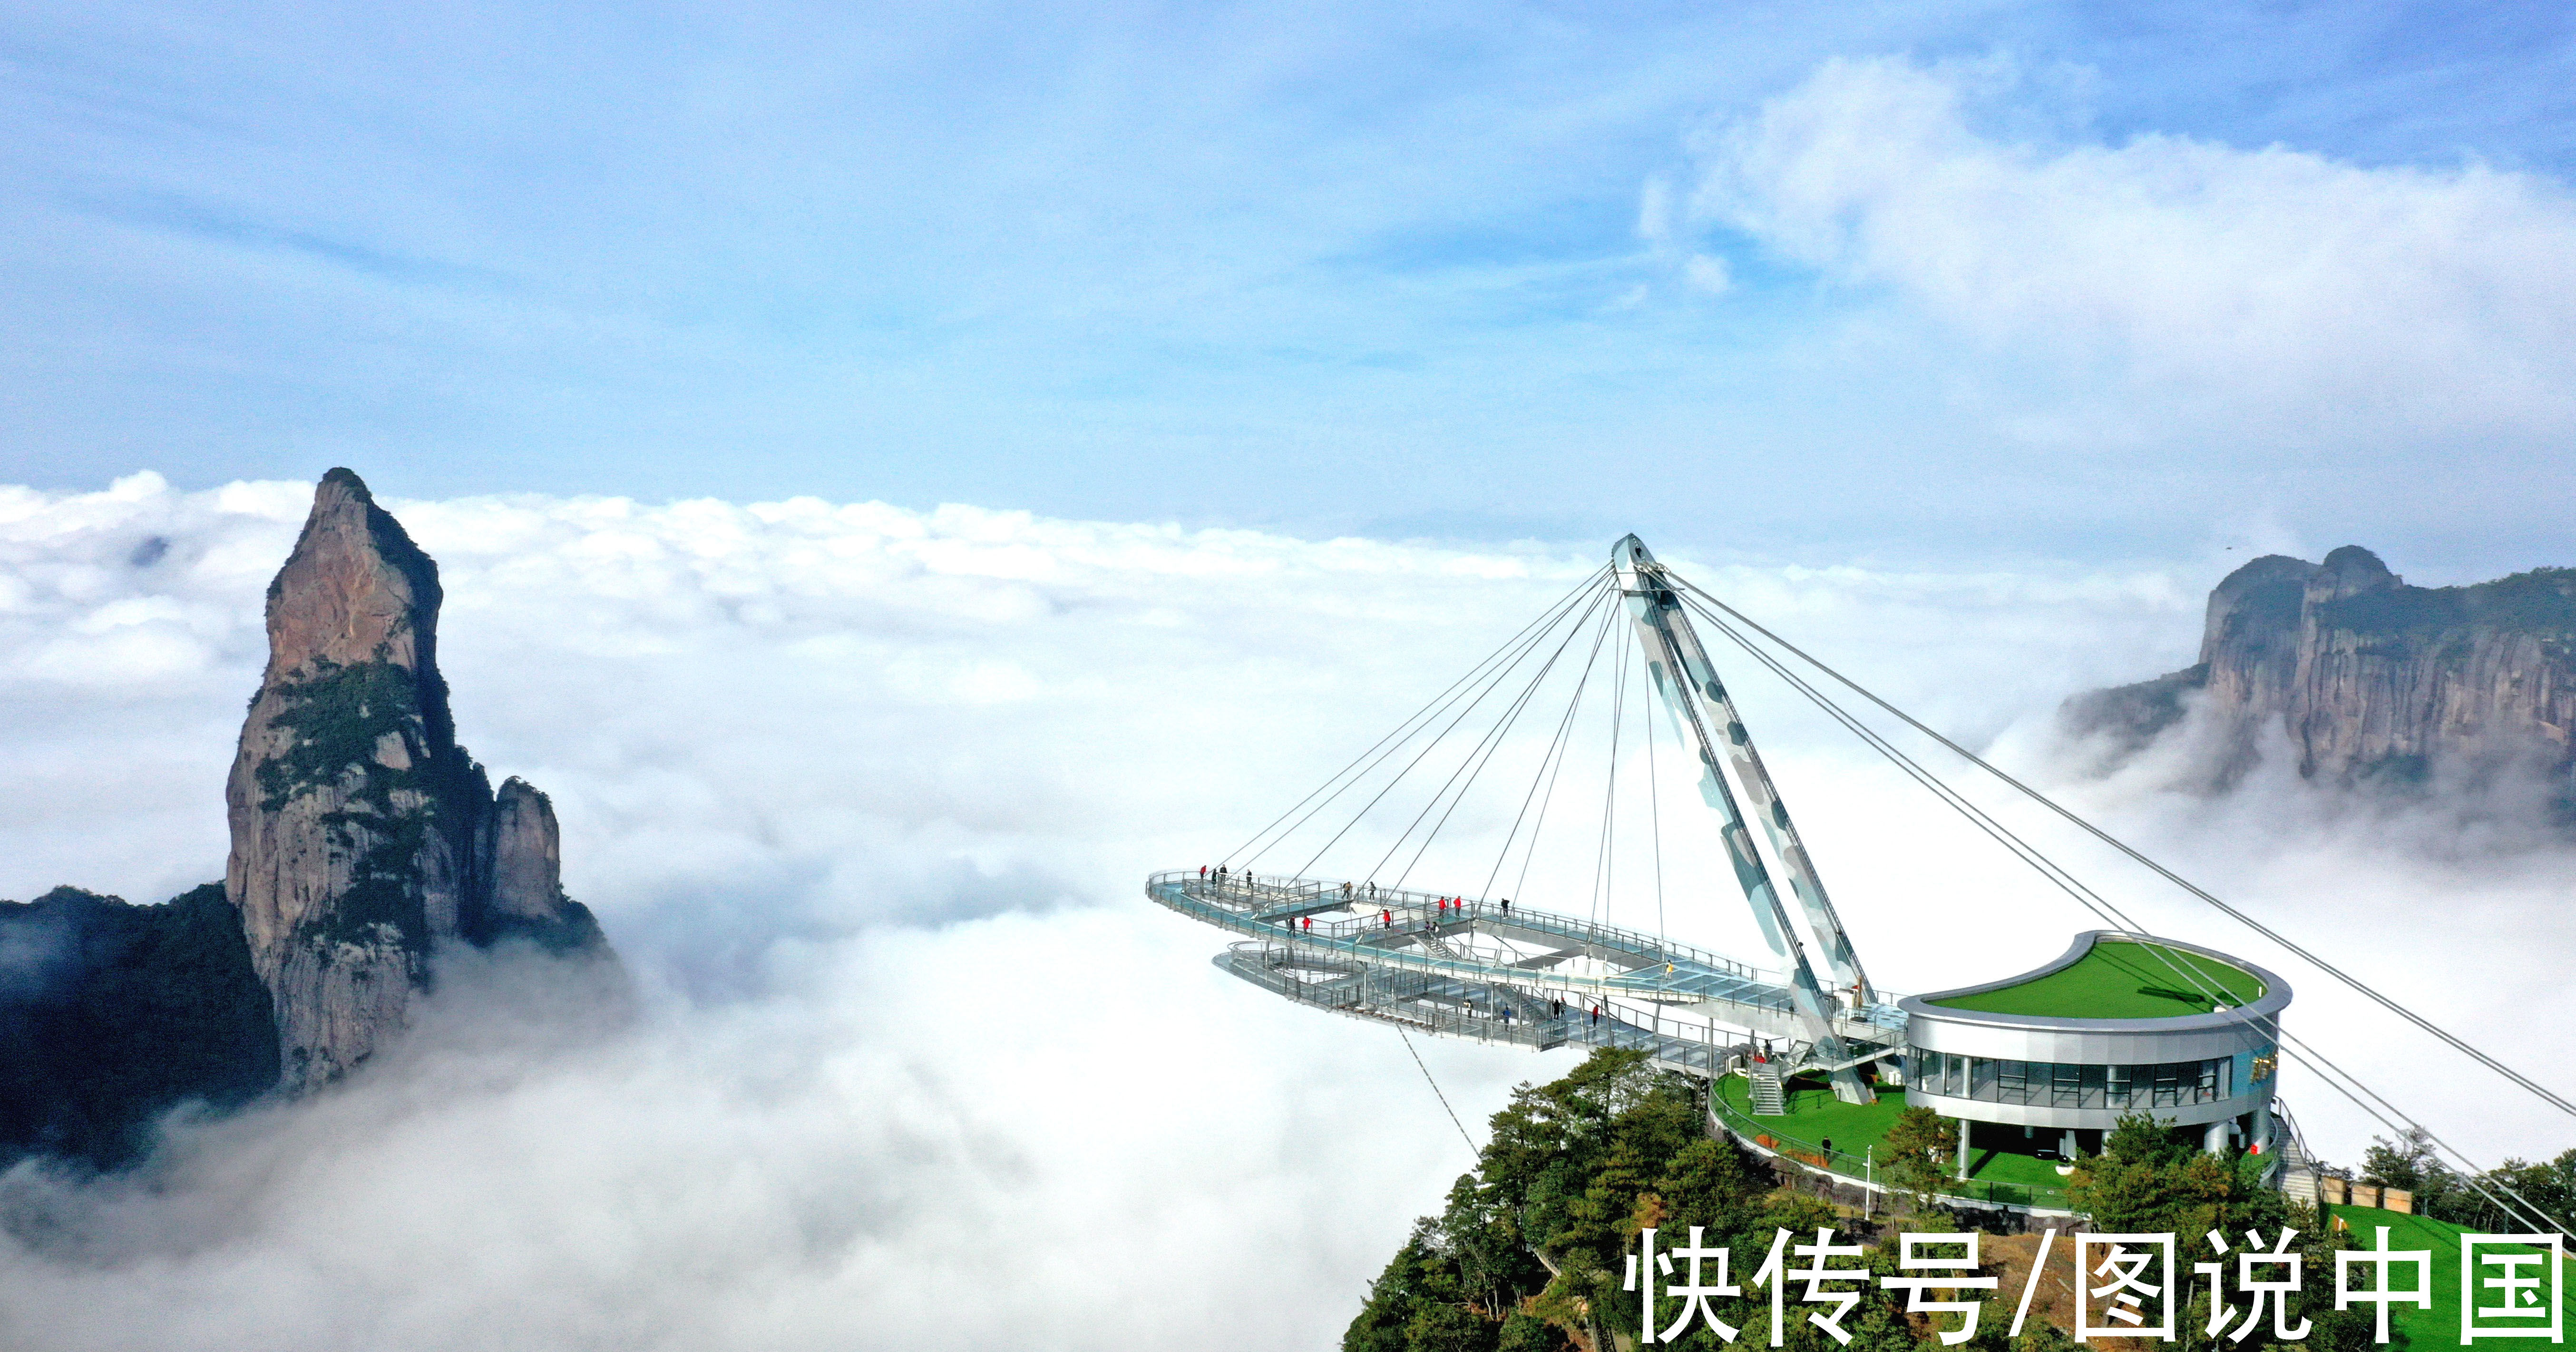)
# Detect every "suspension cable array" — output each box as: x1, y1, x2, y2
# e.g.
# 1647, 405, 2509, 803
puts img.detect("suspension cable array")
1149, 535, 2568, 1228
